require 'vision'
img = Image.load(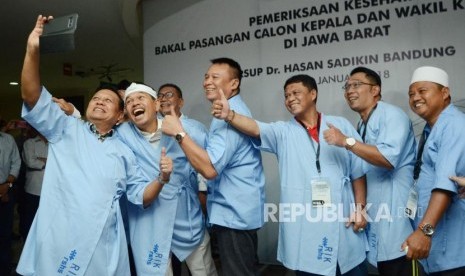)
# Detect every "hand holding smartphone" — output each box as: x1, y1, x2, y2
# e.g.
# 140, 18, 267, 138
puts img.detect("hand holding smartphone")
40, 13, 79, 54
